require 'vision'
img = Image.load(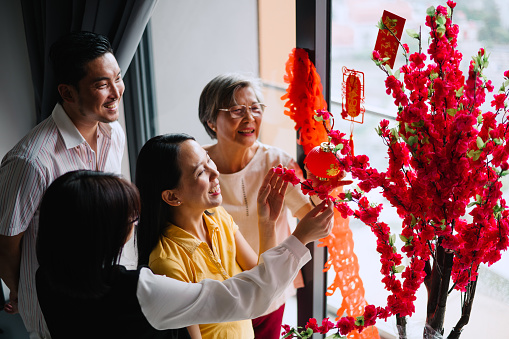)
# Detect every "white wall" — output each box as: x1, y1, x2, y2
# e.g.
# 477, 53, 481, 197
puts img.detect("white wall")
0, 0, 36, 159
150, 0, 259, 146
